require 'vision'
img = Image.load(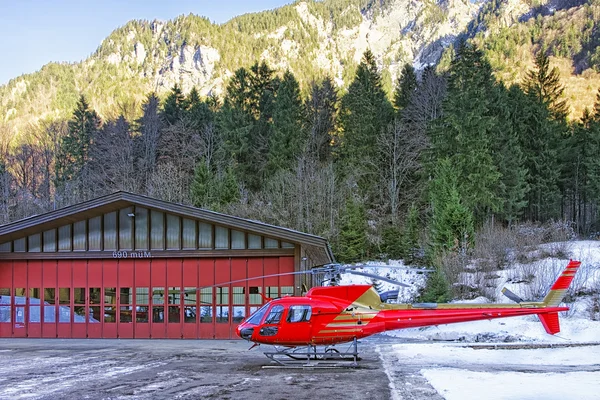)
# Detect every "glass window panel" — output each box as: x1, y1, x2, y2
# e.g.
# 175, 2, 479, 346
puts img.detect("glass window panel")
136, 287, 149, 304
73, 288, 85, 304
184, 287, 197, 305
59, 304, 71, 322
28, 234, 41, 252
0, 287, 10, 298
14, 237, 26, 252
74, 306, 86, 323
119, 207, 133, 251
88, 216, 102, 251
0, 242, 10, 252
104, 288, 117, 304
265, 305, 284, 324
233, 287, 245, 304
281, 286, 294, 297
166, 214, 180, 250
58, 225, 71, 251
104, 306, 116, 323
231, 230, 245, 249
152, 287, 164, 304
264, 238, 279, 249
89, 288, 101, 304
15, 305, 25, 323
29, 288, 41, 322
43, 306, 56, 323
44, 288, 55, 304
89, 306, 101, 322
120, 306, 133, 323
200, 288, 212, 306
182, 219, 196, 249
59, 288, 70, 304
135, 207, 148, 251
248, 234, 262, 249
215, 226, 229, 249
29, 288, 41, 301
184, 305, 196, 323
216, 306, 228, 323
168, 287, 181, 305
119, 288, 133, 304
15, 287, 26, 296
29, 305, 39, 323
152, 306, 164, 322
249, 287, 262, 304
73, 221, 86, 251
200, 305, 212, 323
233, 306, 245, 323
136, 306, 149, 322
150, 210, 164, 250
43, 230, 57, 252
287, 305, 312, 323
104, 212, 117, 251
199, 222, 213, 249
267, 287, 279, 298
281, 242, 295, 249
168, 305, 180, 323
0, 306, 11, 323
216, 287, 228, 305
